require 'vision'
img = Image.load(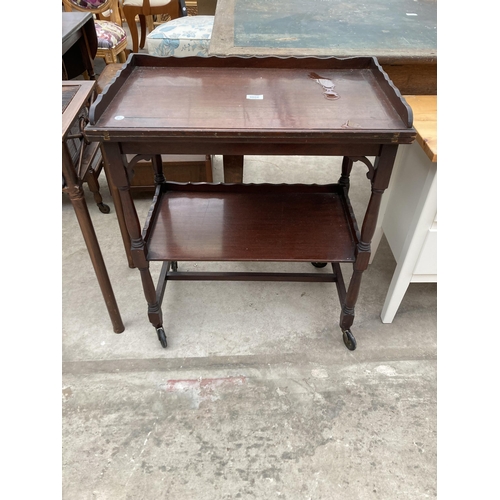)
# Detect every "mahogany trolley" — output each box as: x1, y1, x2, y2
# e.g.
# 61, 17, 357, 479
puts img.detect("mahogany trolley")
86, 54, 415, 350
